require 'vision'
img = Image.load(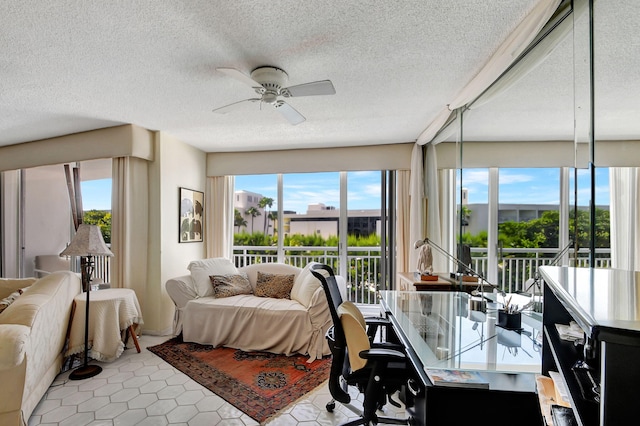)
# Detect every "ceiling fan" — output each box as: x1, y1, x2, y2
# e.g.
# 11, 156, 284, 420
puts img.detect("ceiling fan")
212, 66, 335, 125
